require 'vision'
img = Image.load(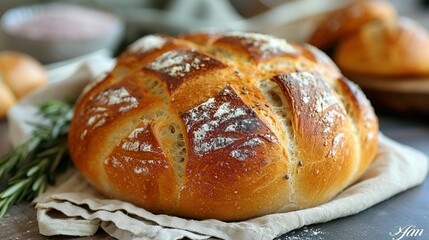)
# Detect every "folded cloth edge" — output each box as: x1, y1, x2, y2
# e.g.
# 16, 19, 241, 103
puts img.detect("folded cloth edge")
37, 208, 100, 236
